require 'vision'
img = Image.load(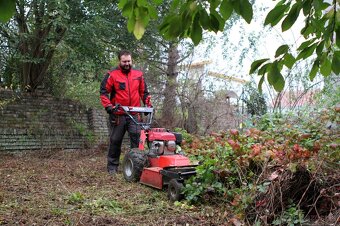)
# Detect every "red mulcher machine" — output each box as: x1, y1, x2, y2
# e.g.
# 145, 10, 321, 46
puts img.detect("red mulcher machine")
116, 105, 197, 201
